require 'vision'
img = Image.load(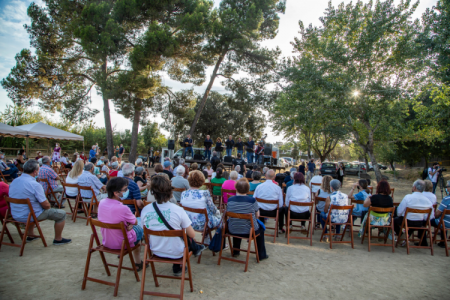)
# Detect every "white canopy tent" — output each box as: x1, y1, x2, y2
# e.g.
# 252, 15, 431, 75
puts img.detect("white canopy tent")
0, 122, 28, 138
12, 122, 84, 156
